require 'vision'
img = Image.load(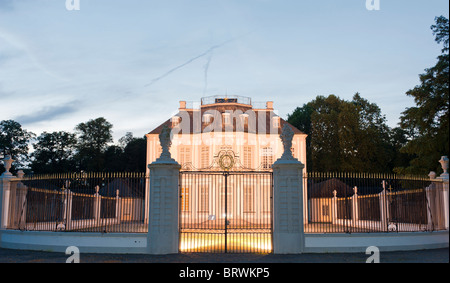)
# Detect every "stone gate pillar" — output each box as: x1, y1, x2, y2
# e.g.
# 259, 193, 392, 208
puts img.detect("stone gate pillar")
0, 156, 14, 229
147, 125, 181, 254
272, 125, 305, 254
